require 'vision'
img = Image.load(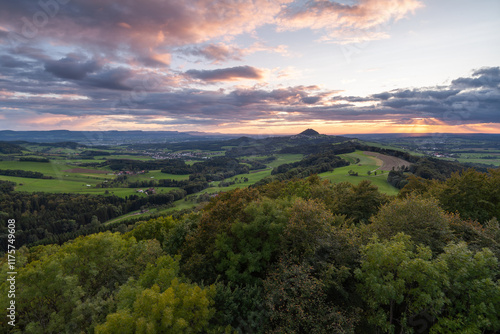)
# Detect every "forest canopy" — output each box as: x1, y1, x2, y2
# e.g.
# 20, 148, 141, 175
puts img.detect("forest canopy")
1, 168, 499, 333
